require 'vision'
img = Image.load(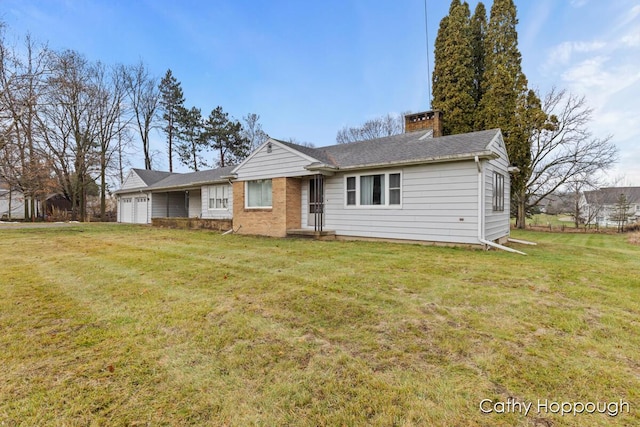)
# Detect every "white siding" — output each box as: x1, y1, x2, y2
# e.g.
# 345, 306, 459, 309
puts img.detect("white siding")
201, 184, 233, 219
134, 196, 149, 223
234, 141, 317, 180
121, 170, 146, 190
188, 190, 201, 217
484, 135, 510, 241
323, 162, 480, 244
0, 190, 25, 219
152, 193, 188, 218
118, 192, 151, 223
